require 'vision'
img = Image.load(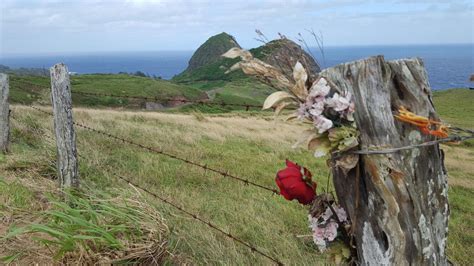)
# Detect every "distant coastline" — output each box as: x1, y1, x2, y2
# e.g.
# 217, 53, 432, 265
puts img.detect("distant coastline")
1, 44, 473, 90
